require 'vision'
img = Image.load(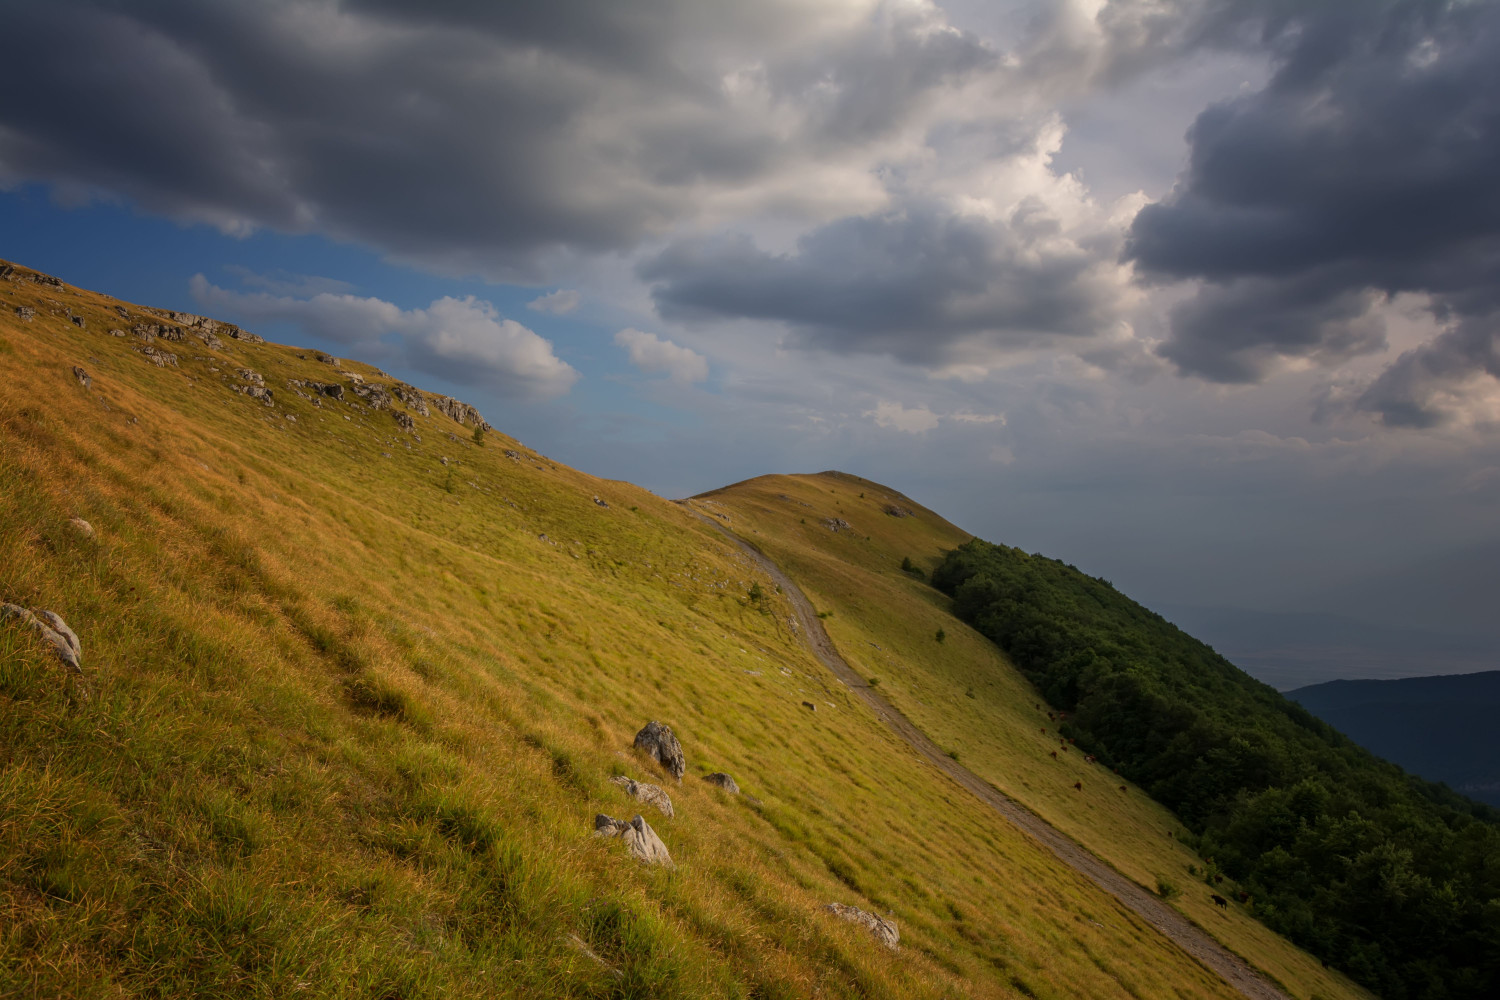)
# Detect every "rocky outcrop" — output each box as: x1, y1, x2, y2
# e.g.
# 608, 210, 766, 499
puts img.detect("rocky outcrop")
136, 344, 178, 367
394, 411, 414, 431
883, 505, 913, 518
236, 368, 264, 386
594, 813, 674, 867
633, 721, 686, 781
14, 305, 35, 321
703, 772, 740, 794
1, 604, 83, 677
158, 310, 262, 343
609, 775, 675, 817
289, 379, 343, 399
391, 383, 430, 416
234, 385, 274, 406
429, 394, 492, 431
823, 903, 899, 950
823, 518, 851, 533
350, 382, 393, 410
72, 366, 91, 388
